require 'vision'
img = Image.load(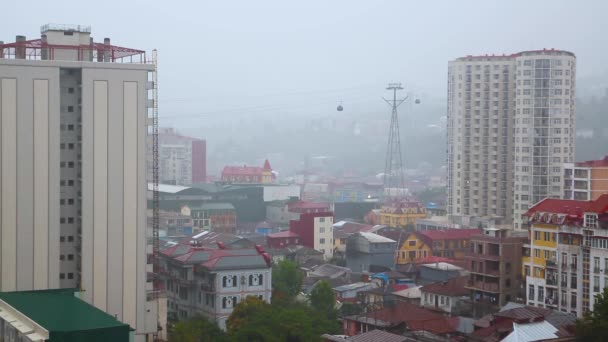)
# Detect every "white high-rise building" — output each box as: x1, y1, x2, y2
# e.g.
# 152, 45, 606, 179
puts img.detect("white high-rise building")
513, 51, 576, 229
447, 49, 576, 229
0, 24, 157, 341
447, 55, 516, 223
